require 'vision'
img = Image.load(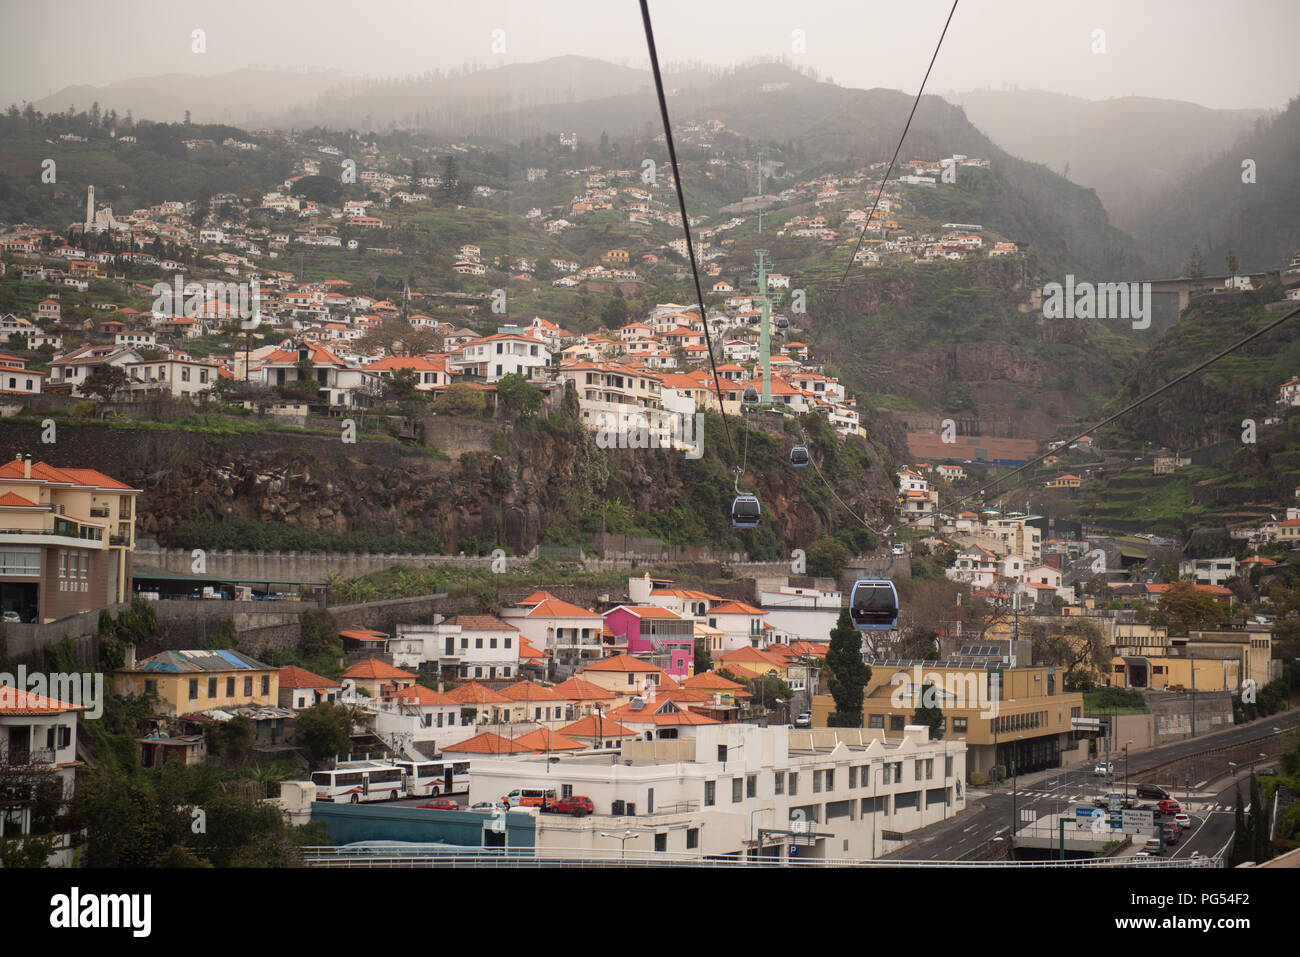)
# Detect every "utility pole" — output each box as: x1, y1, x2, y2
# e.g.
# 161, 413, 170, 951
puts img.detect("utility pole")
755, 249, 773, 407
